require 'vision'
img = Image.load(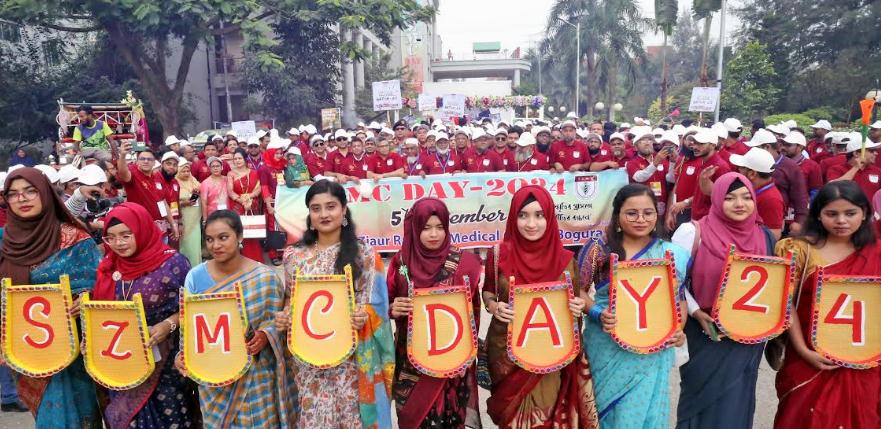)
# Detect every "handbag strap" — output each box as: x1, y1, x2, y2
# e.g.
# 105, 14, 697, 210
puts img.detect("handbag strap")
792, 242, 812, 311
